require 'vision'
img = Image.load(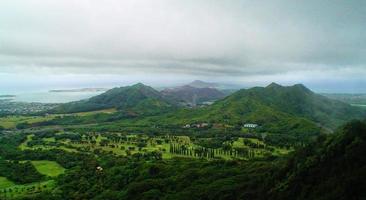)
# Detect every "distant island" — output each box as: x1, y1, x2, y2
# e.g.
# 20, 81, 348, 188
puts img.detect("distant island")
49, 88, 108, 93
0, 95, 16, 98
